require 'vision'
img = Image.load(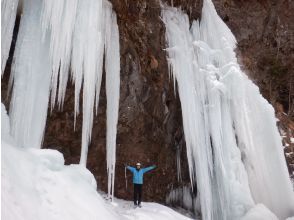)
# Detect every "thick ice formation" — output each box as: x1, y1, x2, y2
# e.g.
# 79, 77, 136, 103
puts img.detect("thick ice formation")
8, 0, 51, 149
1, 0, 19, 75
104, 1, 121, 200
6, 0, 120, 198
162, 0, 294, 219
